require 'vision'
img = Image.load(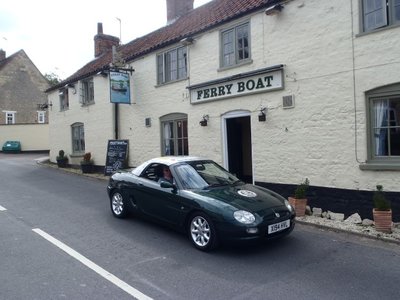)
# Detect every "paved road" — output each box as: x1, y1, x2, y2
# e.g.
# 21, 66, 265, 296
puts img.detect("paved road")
1, 153, 399, 300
